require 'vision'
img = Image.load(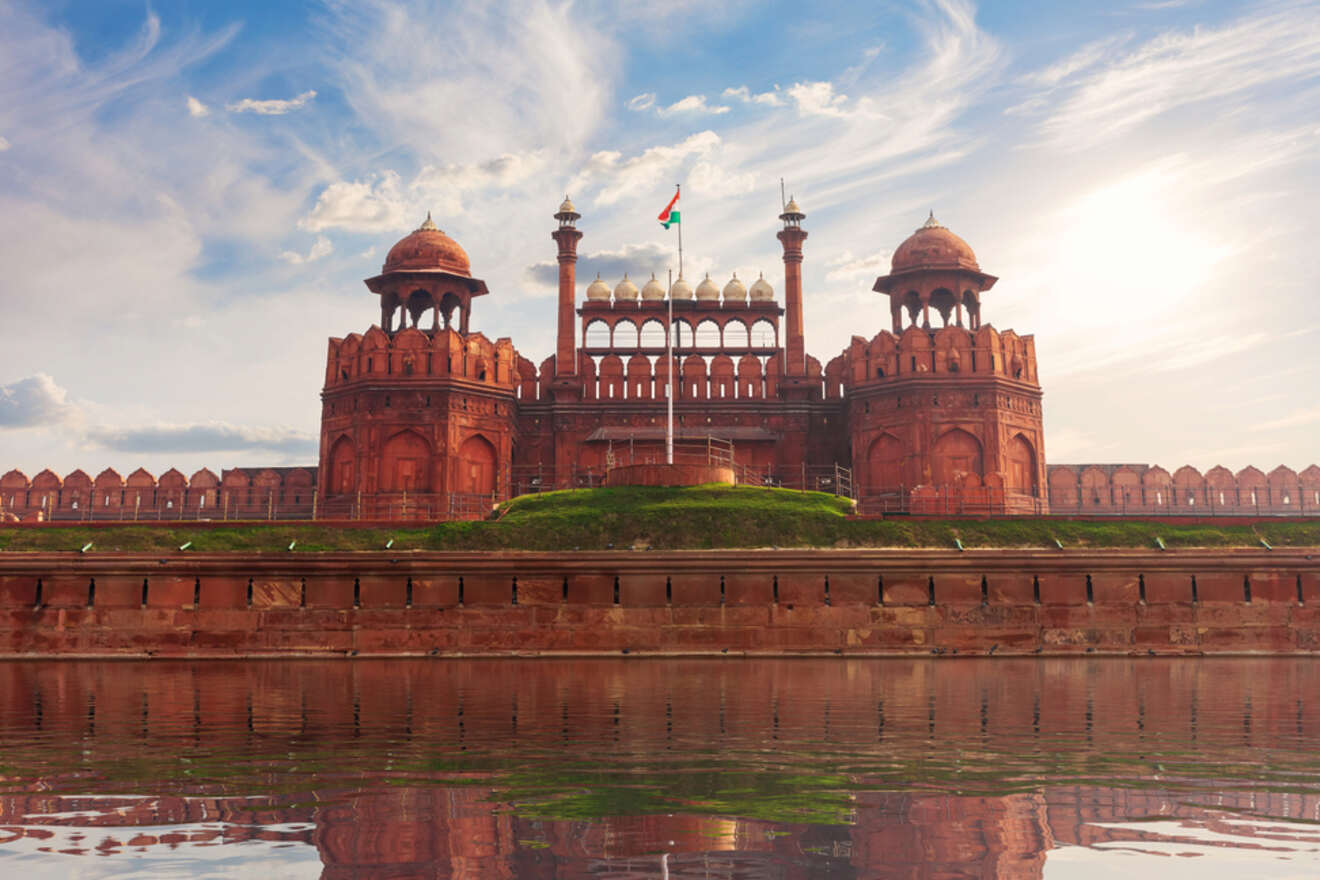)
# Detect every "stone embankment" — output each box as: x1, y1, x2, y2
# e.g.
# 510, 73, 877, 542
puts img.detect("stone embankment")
0, 549, 1316, 657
